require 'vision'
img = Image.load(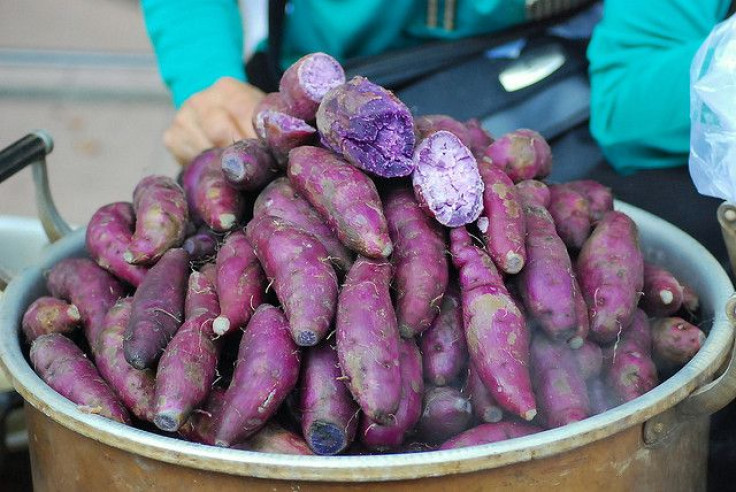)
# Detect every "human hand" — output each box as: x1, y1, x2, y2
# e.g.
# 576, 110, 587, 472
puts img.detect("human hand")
164, 77, 265, 165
